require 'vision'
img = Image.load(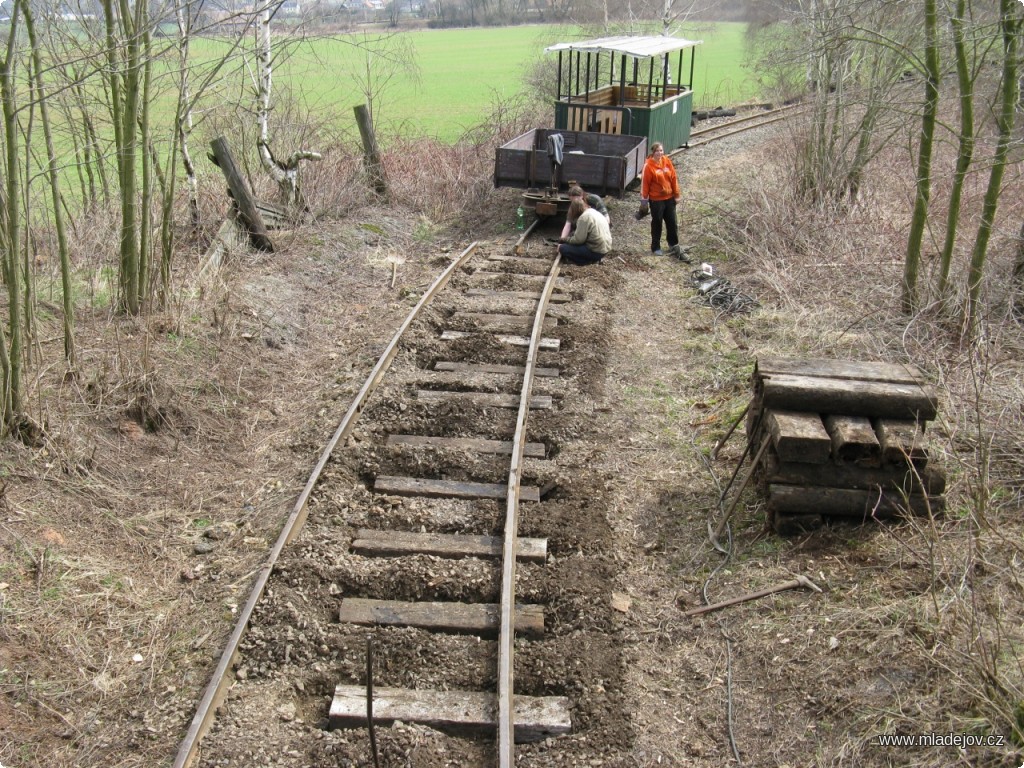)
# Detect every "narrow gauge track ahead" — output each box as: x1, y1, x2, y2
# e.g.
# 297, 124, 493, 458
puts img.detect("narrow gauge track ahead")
683, 103, 805, 151
176, 219, 583, 768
